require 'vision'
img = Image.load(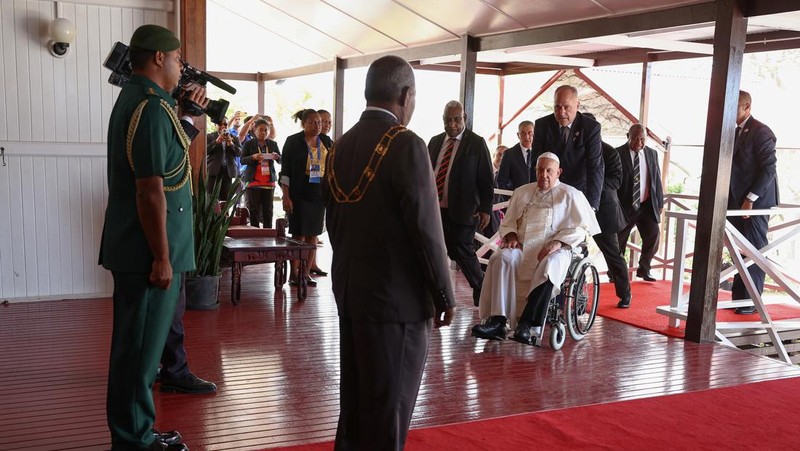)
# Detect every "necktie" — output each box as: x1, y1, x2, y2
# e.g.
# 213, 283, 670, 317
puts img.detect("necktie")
436, 138, 456, 200
632, 151, 641, 210
525, 149, 531, 168
735, 126, 741, 142
560, 126, 569, 147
